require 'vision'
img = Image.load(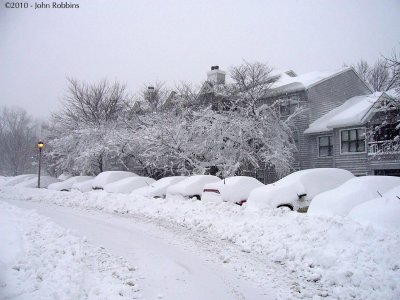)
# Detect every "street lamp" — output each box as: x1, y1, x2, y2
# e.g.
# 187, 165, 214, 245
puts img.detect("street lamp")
37, 141, 45, 188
